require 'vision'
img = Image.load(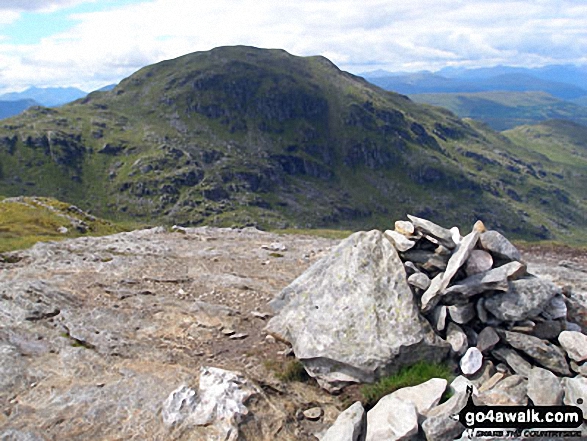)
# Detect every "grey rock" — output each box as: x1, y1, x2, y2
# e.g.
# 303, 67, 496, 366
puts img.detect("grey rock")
321, 401, 365, 441
429, 305, 448, 332
421, 392, 468, 441
395, 220, 415, 236
384, 229, 416, 252
365, 395, 418, 441
476, 298, 489, 323
408, 272, 430, 291
501, 331, 571, 376
446, 322, 468, 355
558, 330, 587, 362
566, 295, 587, 333
162, 367, 256, 439
389, 377, 448, 415
564, 321, 583, 332
479, 230, 522, 262
303, 407, 323, 421
402, 249, 448, 272
562, 376, 587, 417
460, 347, 483, 376
477, 372, 506, 393
484, 277, 560, 321
421, 272, 445, 313
492, 347, 533, 378
527, 367, 563, 405
443, 261, 525, 301
407, 214, 456, 249
465, 250, 493, 276
266, 230, 449, 390
162, 385, 198, 426
447, 303, 475, 324
477, 375, 528, 405
439, 230, 480, 291
404, 261, 420, 276
468, 361, 497, 389
542, 295, 568, 320
476, 327, 500, 353
532, 319, 563, 340
570, 360, 587, 376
